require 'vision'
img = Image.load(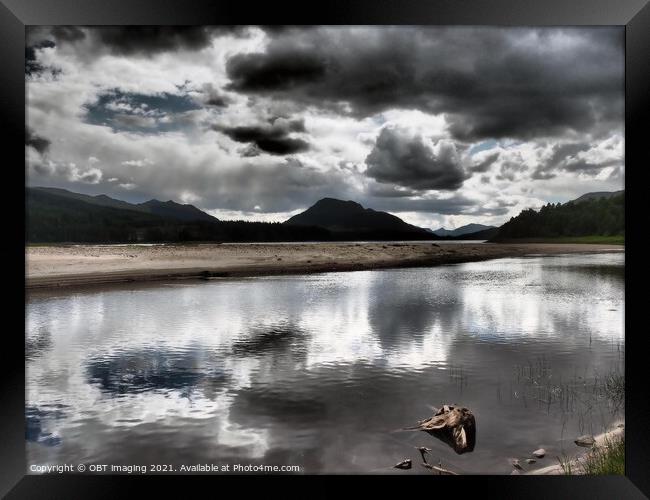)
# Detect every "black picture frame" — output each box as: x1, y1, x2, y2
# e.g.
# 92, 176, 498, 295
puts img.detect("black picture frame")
2, 1, 648, 497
